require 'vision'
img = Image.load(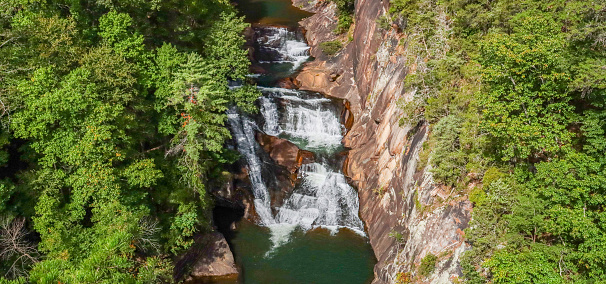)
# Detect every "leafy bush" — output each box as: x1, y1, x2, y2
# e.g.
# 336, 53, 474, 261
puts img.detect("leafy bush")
428, 115, 466, 186
376, 15, 392, 30
330, 0, 355, 34
334, 14, 354, 34
418, 253, 438, 277
395, 272, 412, 284
389, 229, 407, 245
320, 40, 343, 56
